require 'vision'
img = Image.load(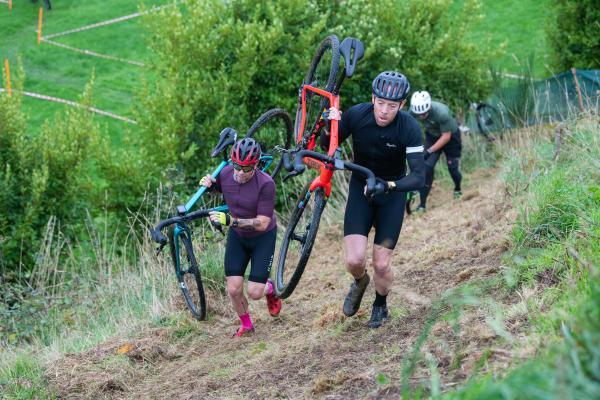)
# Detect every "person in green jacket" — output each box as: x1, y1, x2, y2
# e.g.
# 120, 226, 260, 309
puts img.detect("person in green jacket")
410, 91, 463, 211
